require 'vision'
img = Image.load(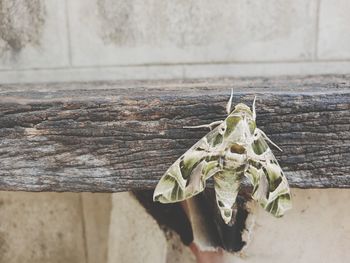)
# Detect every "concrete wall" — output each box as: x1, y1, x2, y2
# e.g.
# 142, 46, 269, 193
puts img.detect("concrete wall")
1, 1, 350, 262
1, 190, 349, 263
0, 191, 197, 263
0, 192, 86, 263
1, 0, 350, 84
